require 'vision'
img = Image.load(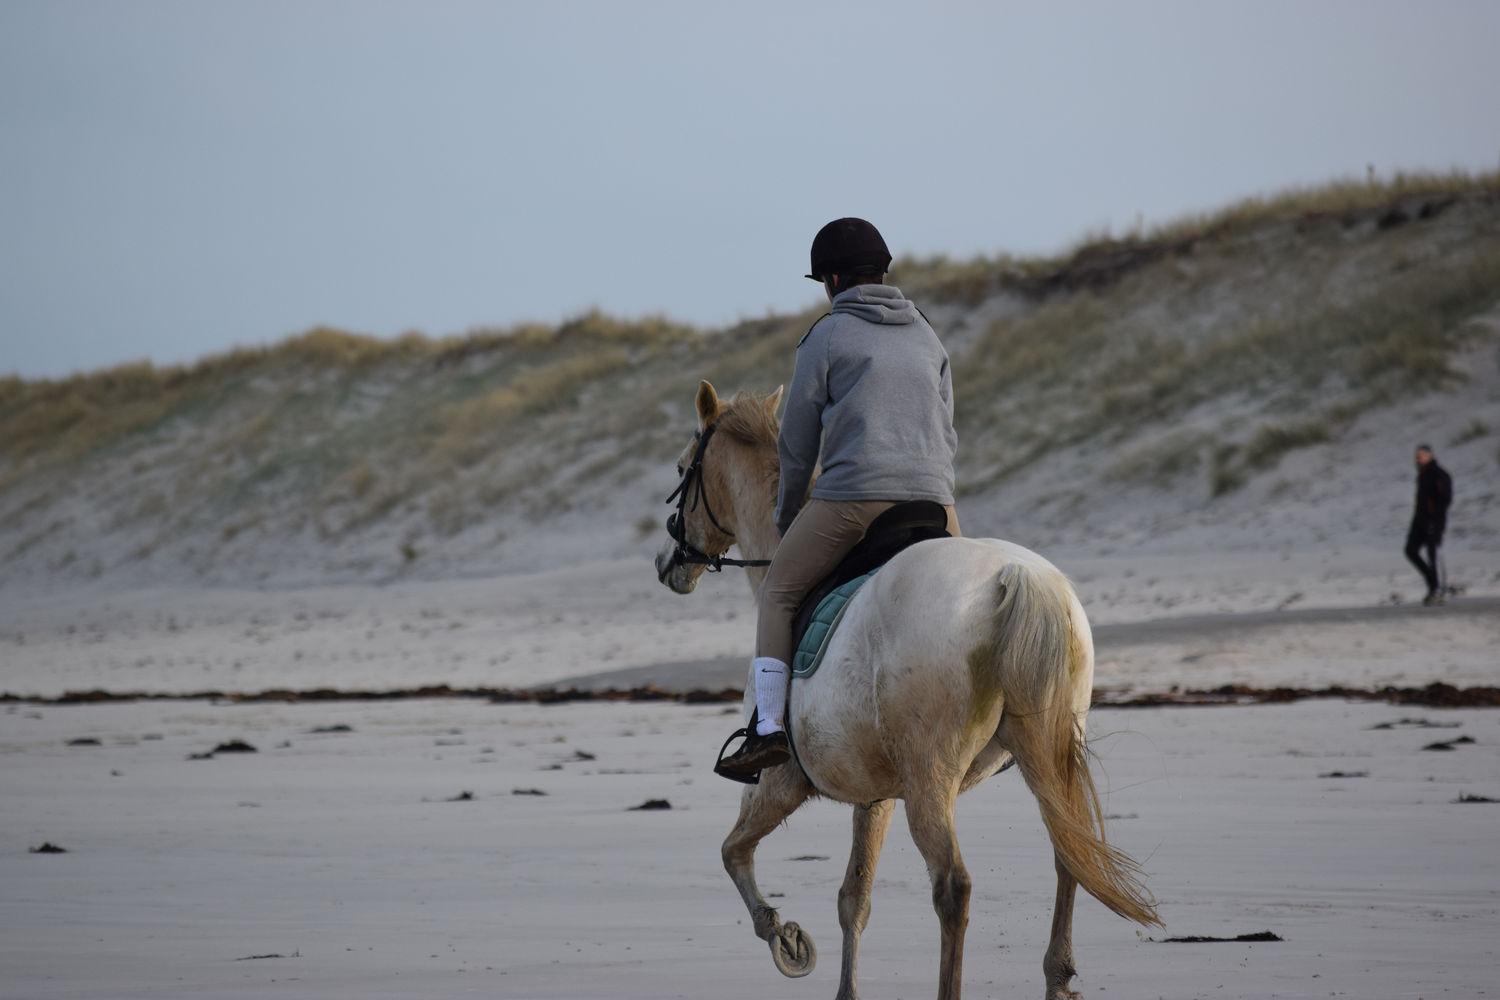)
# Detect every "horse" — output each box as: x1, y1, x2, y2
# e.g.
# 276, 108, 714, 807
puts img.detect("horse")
653, 381, 1160, 1000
